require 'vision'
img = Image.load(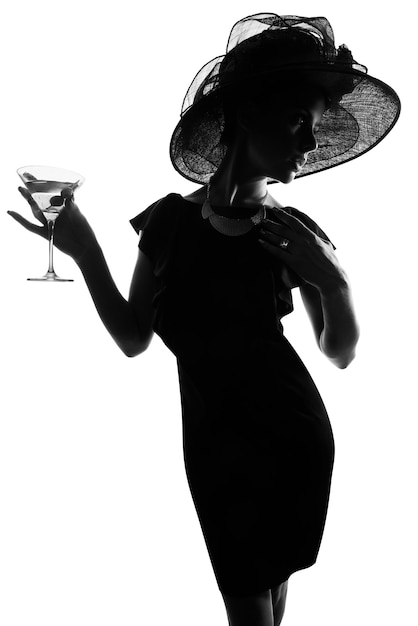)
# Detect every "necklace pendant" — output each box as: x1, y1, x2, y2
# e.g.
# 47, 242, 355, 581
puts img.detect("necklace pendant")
201, 182, 267, 236
209, 215, 255, 236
